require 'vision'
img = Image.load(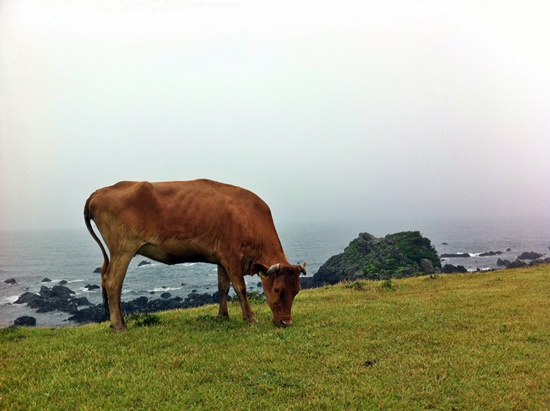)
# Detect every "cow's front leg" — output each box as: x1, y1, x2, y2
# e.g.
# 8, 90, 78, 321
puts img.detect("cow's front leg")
217, 265, 231, 319
232, 276, 257, 324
